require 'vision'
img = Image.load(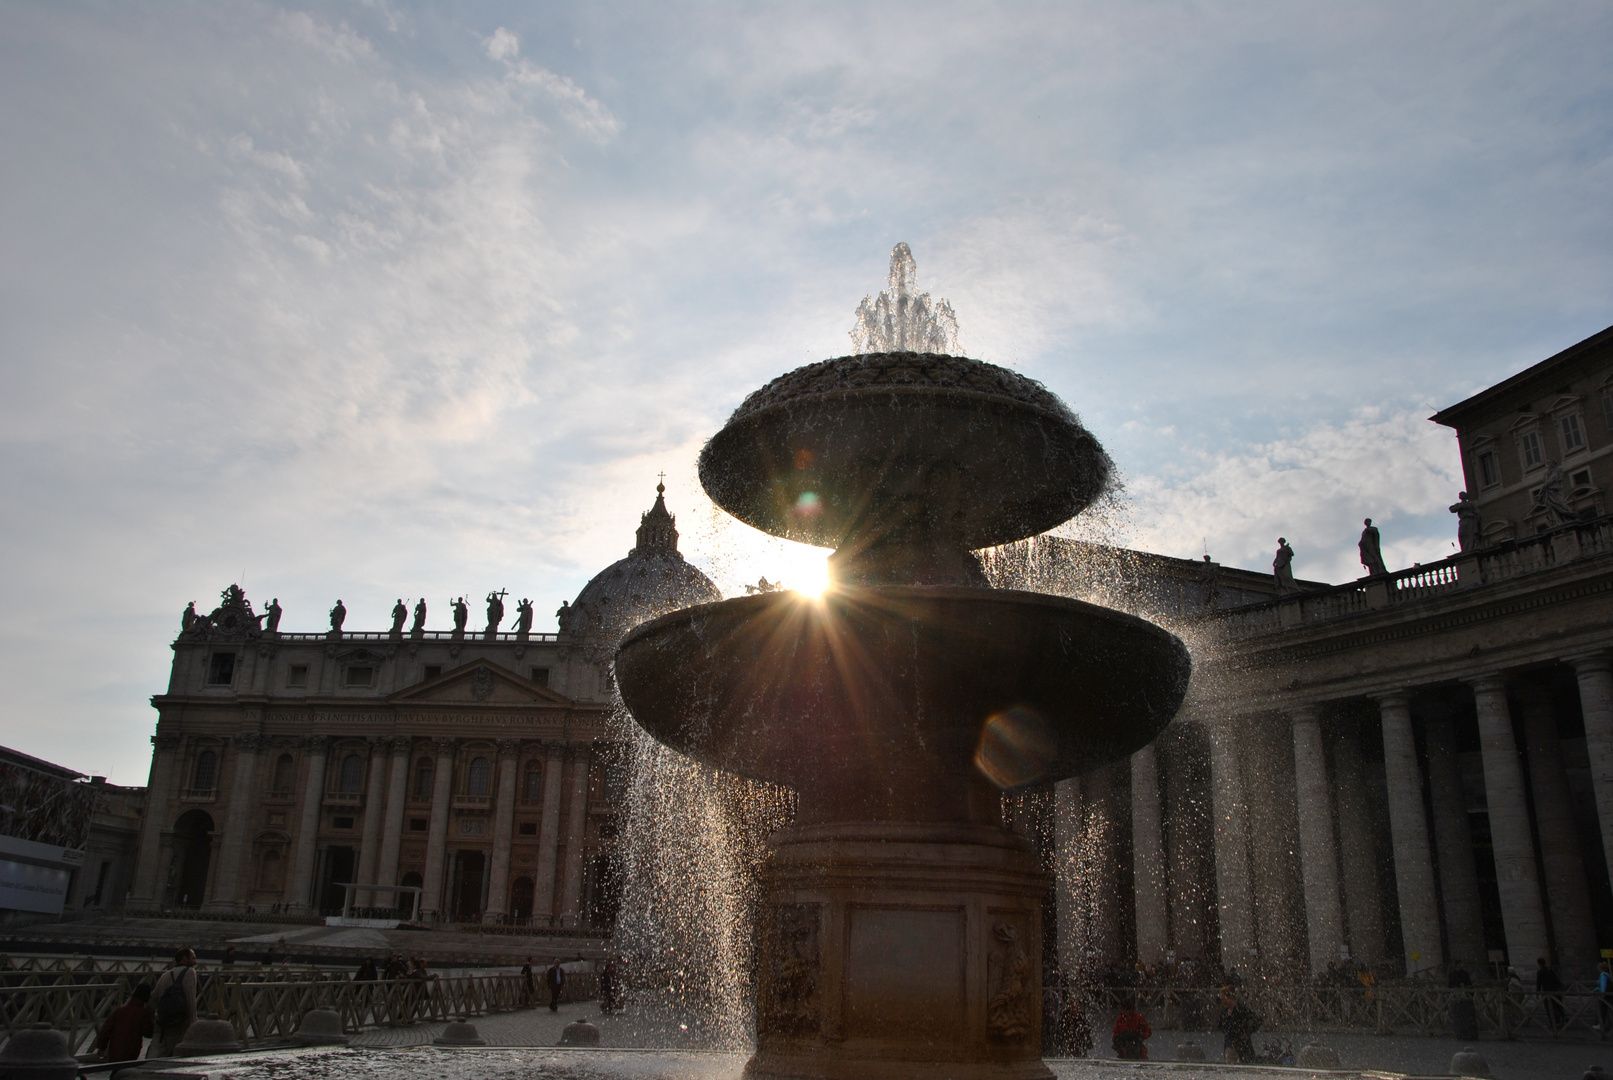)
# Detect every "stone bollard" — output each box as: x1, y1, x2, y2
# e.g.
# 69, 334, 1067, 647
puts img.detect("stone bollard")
294, 1008, 350, 1046
176, 1014, 244, 1056
0, 1023, 78, 1080
559, 1017, 601, 1047
433, 1018, 487, 1046
1297, 1044, 1341, 1069
1450, 1047, 1492, 1078
1174, 1040, 1206, 1061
